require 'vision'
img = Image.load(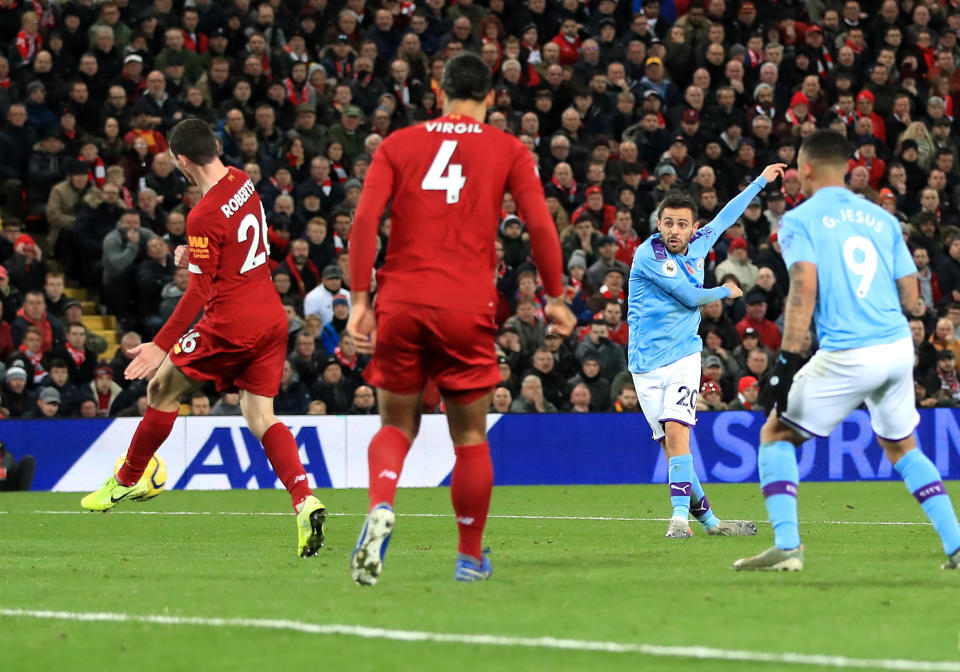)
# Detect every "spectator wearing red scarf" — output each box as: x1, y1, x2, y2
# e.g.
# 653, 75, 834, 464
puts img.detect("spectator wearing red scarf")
12, 290, 63, 352
275, 239, 321, 297
781, 168, 805, 209
15, 11, 42, 62
855, 89, 887, 144
46, 321, 97, 385
847, 135, 886, 191
785, 91, 814, 126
